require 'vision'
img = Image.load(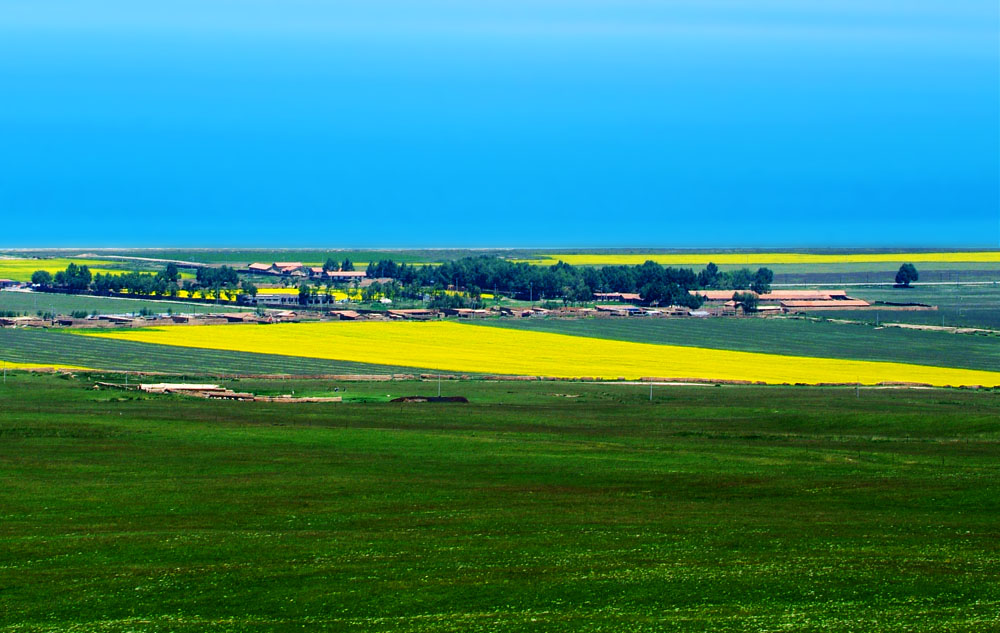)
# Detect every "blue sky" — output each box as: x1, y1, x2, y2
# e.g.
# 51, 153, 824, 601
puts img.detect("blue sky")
1, 1, 997, 247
